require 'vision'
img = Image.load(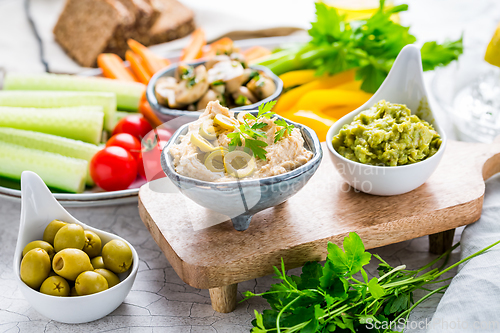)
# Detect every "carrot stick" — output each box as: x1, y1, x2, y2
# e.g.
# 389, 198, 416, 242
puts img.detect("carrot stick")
202, 37, 234, 58
139, 98, 163, 128
243, 46, 272, 63
127, 39, 170, 76
126, 50, 151, 84
97, 53, 137, 82
181, 28, 206, 61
